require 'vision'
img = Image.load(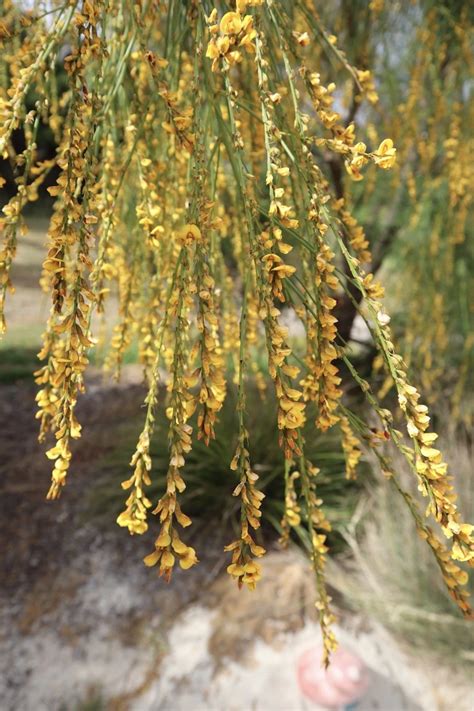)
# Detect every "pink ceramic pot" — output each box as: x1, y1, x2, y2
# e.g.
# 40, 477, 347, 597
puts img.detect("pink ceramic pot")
297, 646, 369, 709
